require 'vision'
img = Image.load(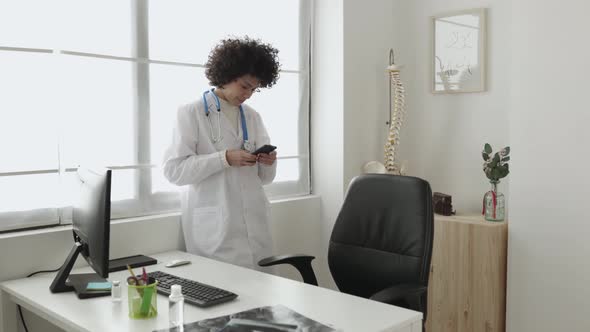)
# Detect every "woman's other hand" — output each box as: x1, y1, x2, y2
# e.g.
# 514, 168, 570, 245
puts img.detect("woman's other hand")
226, 150, 257, 167
257, 151, 277, 165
